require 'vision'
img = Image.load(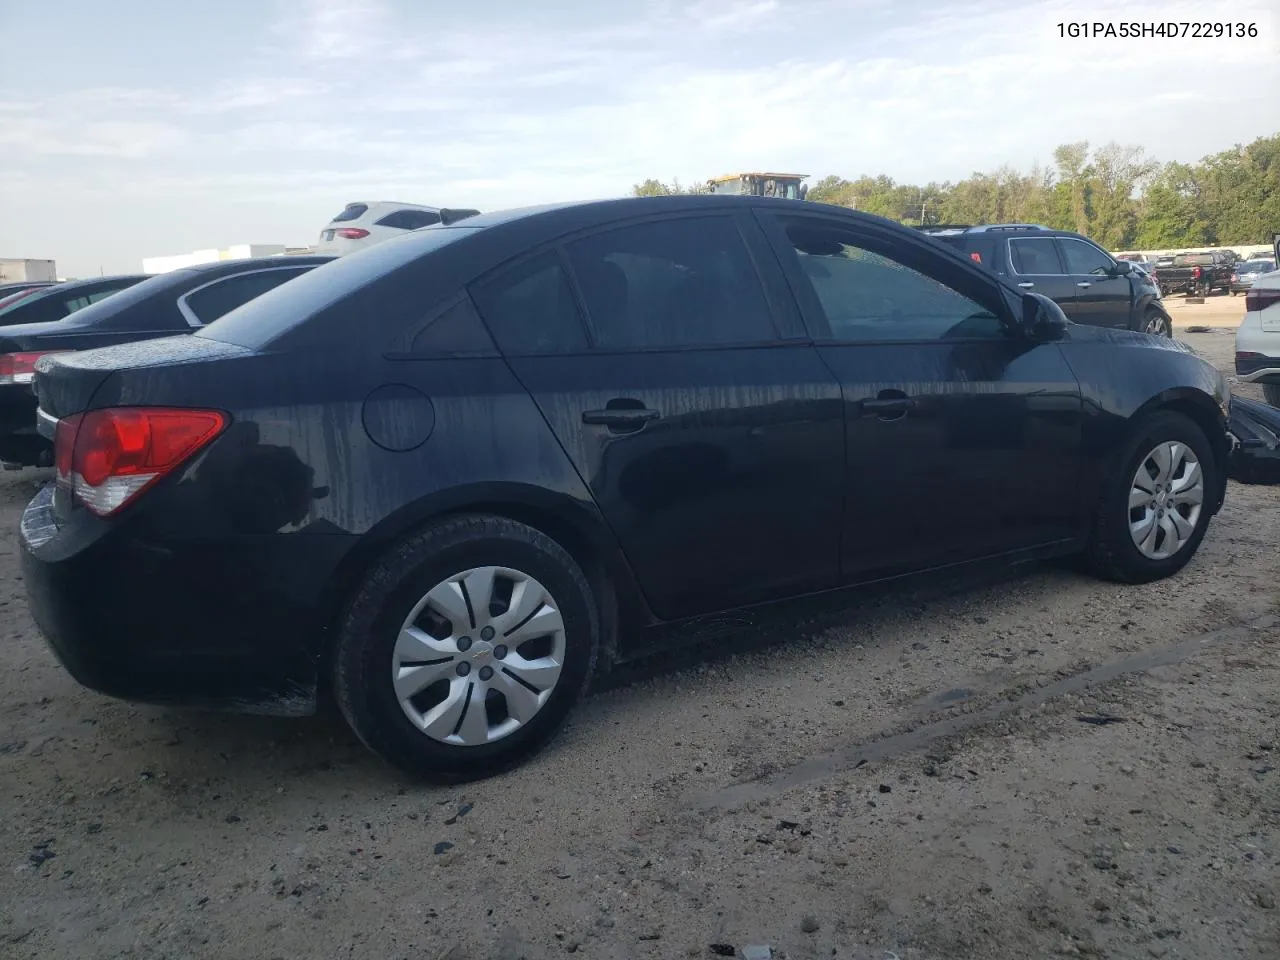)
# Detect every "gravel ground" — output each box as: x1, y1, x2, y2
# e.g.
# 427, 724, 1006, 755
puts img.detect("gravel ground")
1, 313, 1277, 960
